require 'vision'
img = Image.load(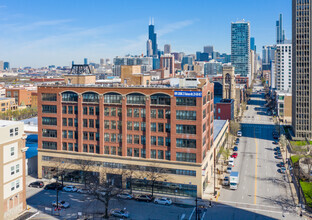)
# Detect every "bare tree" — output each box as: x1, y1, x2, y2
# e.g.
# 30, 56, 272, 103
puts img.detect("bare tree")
221, 148, 231, 172
279, 134, 287, 152
142, 166, 168, 197
124, 165, 140, 194
229, 120, 241, 136
76, 158, 95, 188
